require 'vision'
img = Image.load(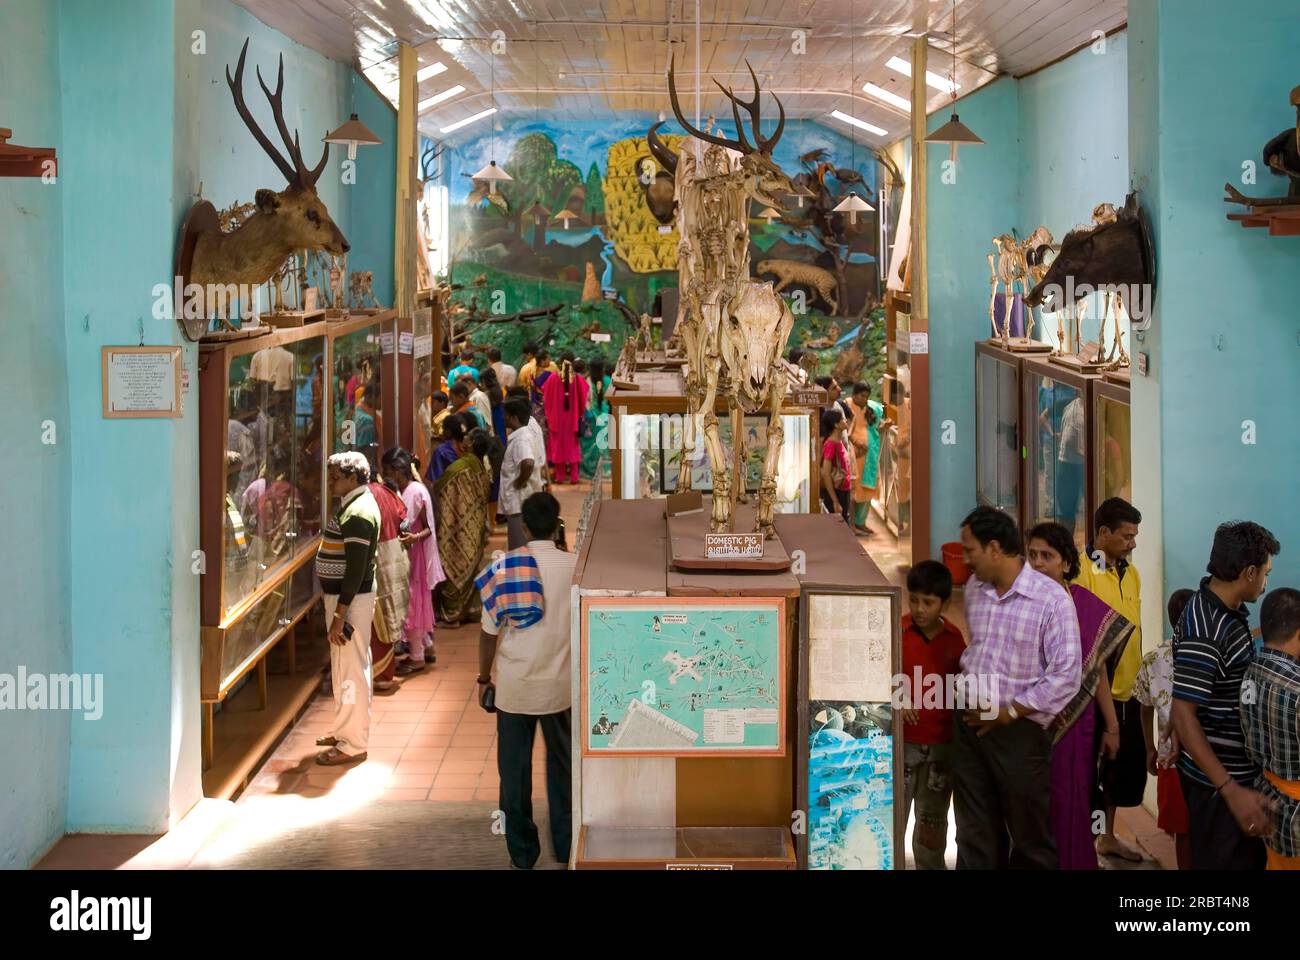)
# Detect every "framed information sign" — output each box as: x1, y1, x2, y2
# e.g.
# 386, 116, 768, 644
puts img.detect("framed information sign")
101, 345, 183, 418
581, 596, 786, 757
